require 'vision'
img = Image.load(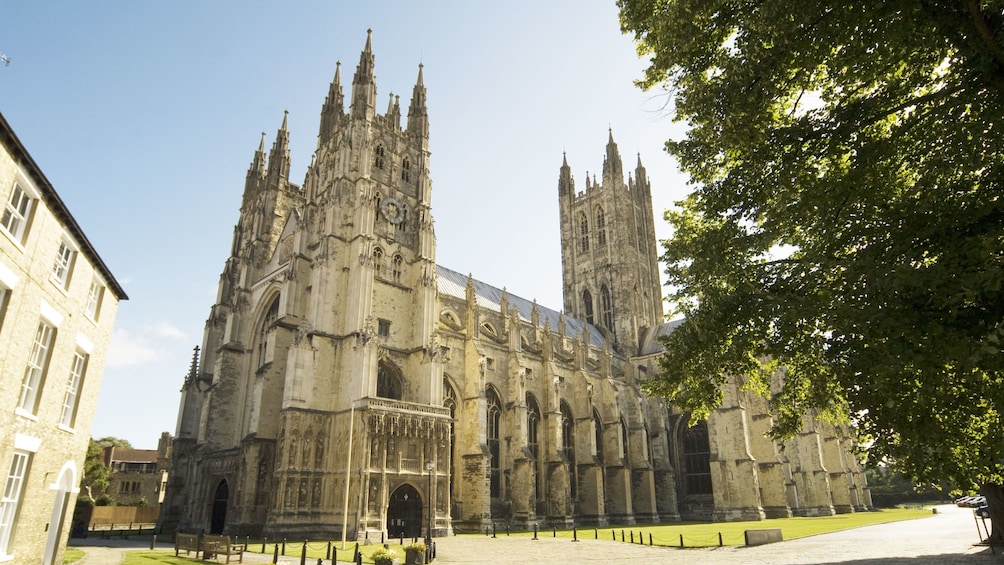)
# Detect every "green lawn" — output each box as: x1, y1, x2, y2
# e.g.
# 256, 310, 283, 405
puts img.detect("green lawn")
62, 547, 85, 564
489, 507, 933, 547
104, 507, 934, 563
